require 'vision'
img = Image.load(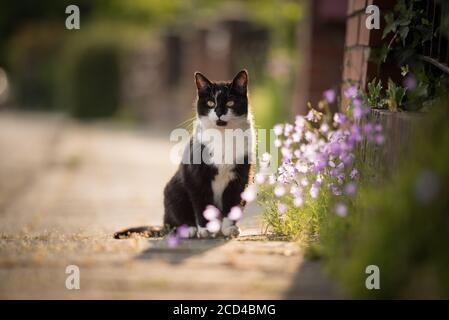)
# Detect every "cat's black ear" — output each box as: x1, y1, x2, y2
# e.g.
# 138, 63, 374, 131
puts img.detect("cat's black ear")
194, 72, 211, 91
231, 69, 248, 94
